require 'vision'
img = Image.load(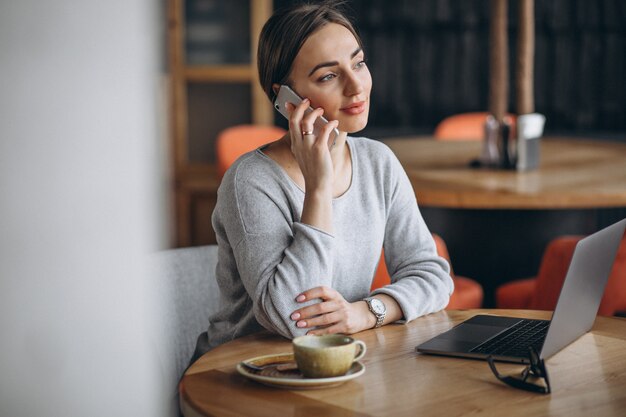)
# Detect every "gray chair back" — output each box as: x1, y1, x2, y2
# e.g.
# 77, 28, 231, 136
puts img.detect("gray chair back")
152, 245, 220, 416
